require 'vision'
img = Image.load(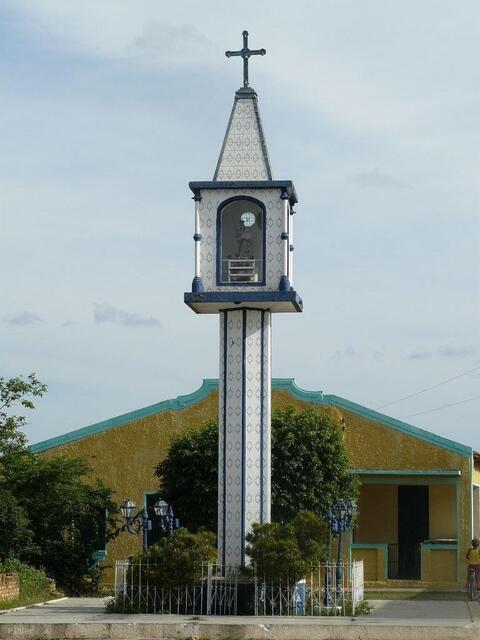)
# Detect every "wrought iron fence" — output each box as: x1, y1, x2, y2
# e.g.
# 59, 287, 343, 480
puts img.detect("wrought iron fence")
254, 561, 364, 616
113, 561, 237, 615
113, 559, 364, 616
